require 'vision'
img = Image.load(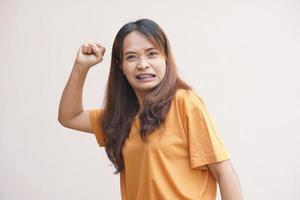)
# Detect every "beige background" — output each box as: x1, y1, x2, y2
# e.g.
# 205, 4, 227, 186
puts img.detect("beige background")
1, 0, 300, 199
